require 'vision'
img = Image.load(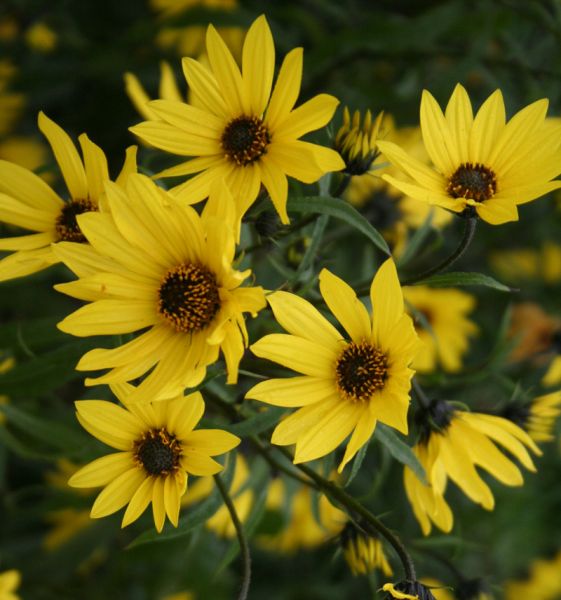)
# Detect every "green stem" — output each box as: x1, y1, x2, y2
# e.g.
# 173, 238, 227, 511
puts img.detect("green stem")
402, 215, 477, 286
214, 473, 251, 600
276, 447, 417, 580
